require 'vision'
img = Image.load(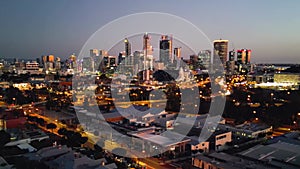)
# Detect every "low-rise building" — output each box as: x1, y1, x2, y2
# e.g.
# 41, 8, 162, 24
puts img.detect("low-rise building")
218, 122, 272, 138
239, 132, 300, 169
192, 152, 277, 169
25, 145, 115, 169
5, 130, 49, 147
